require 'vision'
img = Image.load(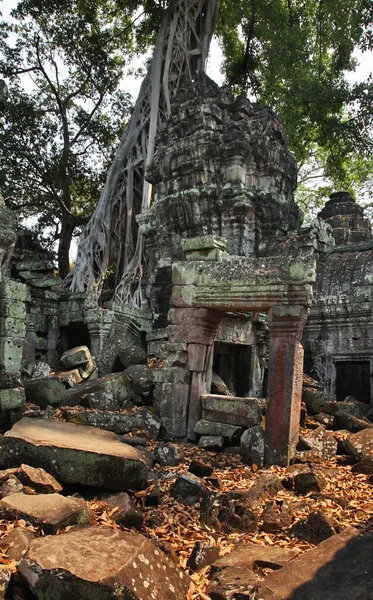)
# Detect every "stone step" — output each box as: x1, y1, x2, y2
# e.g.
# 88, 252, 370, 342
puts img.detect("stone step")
201, 394, 262, 427
1, 418, 149, 490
